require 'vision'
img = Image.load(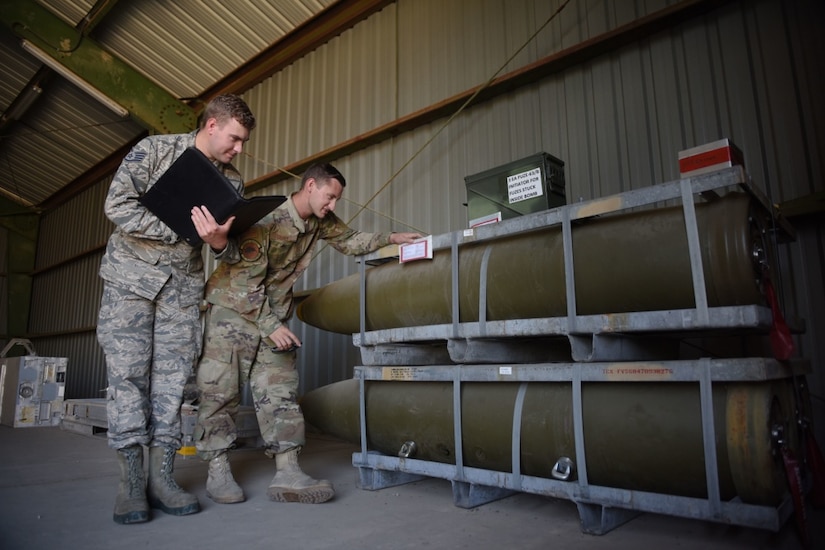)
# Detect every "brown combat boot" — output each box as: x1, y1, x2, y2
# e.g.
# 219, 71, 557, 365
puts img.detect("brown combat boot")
147, 446, 200, 515
113, 446, 150, 524
206, 453, 245, 504
267, 448, 335, 503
